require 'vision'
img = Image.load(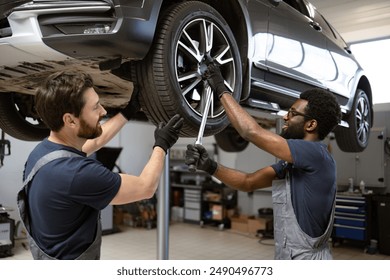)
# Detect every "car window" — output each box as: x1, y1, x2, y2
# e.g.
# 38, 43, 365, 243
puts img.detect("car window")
304, 1, 338, 41
283, 0, 309, 17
